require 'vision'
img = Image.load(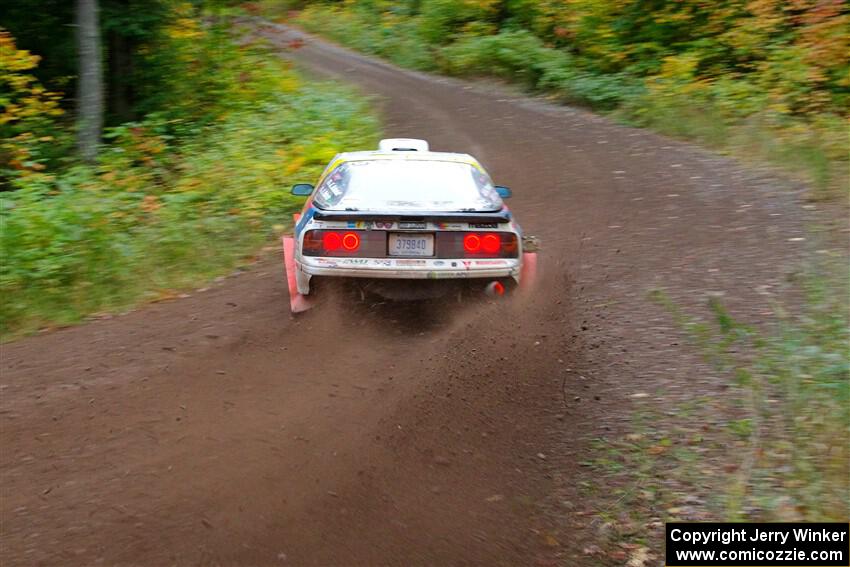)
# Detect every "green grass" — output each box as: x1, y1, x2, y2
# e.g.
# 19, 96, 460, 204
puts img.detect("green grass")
647, 265, 850, 521
0, 39, 380, 338
617, 98, 849, 200
571, 264, 848, 560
